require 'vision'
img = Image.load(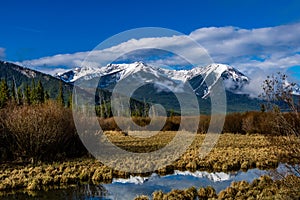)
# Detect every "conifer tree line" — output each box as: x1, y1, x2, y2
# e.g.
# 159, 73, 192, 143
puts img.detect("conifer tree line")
94, 88, 152, 118
0, 78, 70, 108
0, 77, 150, 117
